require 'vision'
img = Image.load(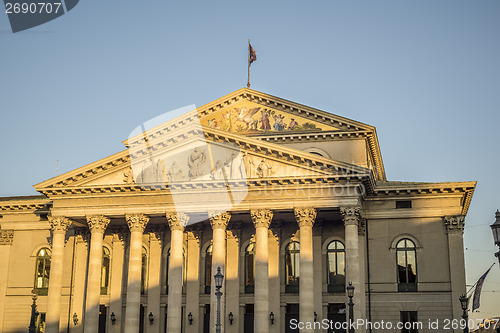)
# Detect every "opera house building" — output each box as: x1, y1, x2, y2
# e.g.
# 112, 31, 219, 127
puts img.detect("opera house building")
0, 88, 475, 333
